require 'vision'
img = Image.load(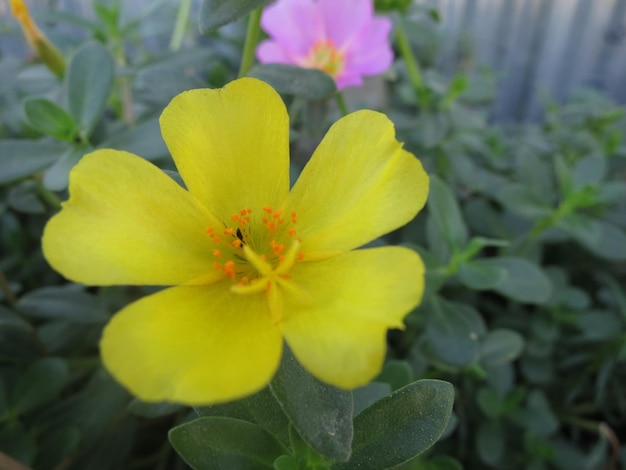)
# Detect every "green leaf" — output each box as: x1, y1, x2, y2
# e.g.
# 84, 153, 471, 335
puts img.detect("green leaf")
23, 98, 78, 142
424, 297, 482, 367
352, 382, 392, 417
0, 140, 71, 185
43, 145, 89, 191
572, 154, 606, 190
479, 329, 525, 367
0, 306, 39, 362
476, 420, 505, 466
495, 183, 553, 219
375, 360, 413, 391
557, 214, 626, 261
270, 347, 353, 462
510, 390, 558, 435
443, 74, 468, 105
273, 454, 299, 470
16, 284, 109, 324
196, 386, 290, 448
374, 0, 412, 13
411, 455, 463, 470
33, 426, 81, 470
199, 0, 269, 33
248, 64, 337, 100
12, 358, 69, 415
476, 387, 502, 419
337, 380, 454, 470
169, 417, 285, 469
574, 311, 622, 340
65, 41, 114, 139
127, 399, 185, 418
8, 181, 46, 214
99, 118, 168, 161
427, 175, 468, 249
458, 260, 507, 290
0, 420, 37, 466
414, 112, 449, 149
485, 257, 552, 304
